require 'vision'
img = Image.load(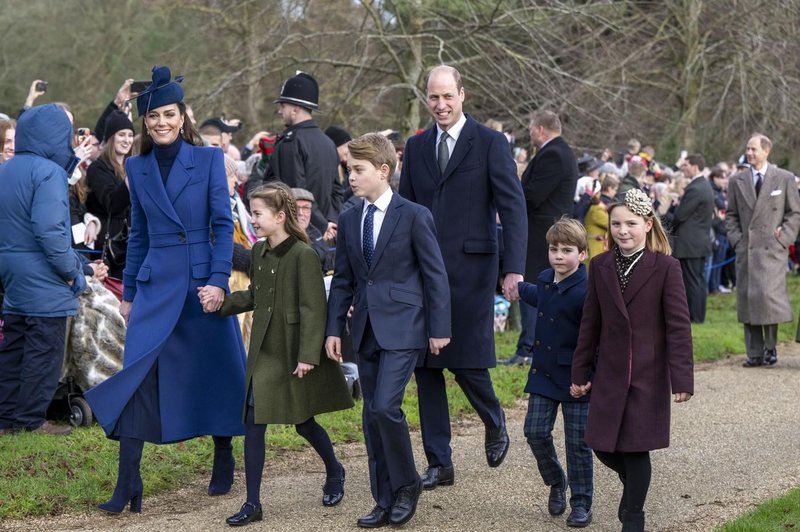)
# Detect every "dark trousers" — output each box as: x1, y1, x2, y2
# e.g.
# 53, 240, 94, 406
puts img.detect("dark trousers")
415, 366, 503, 468
0, 314, 67, 430
359, 323, 421, 509
524, 394, 593, 509
708, 236, 728, 292
680, 257, 707, 323
744, 323, 778, 360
